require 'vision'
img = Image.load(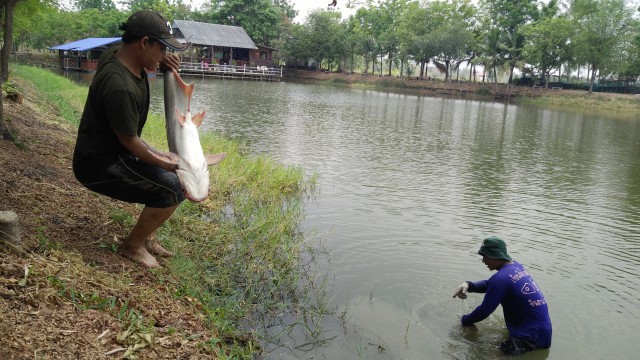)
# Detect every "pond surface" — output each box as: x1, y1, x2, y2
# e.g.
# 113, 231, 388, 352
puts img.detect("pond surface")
147, 76, 640, 360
